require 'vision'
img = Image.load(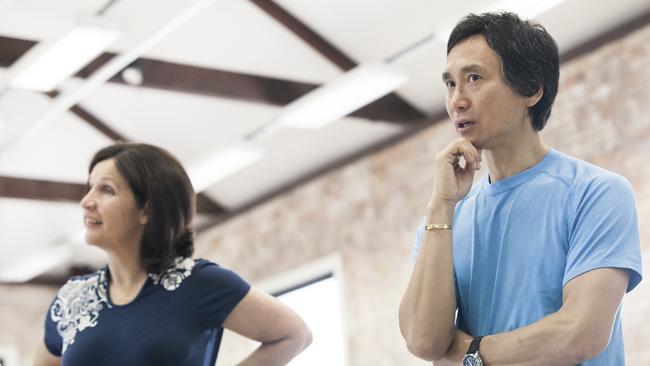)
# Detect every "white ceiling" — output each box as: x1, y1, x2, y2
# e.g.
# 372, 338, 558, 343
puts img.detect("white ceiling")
0, 0, 648, 282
